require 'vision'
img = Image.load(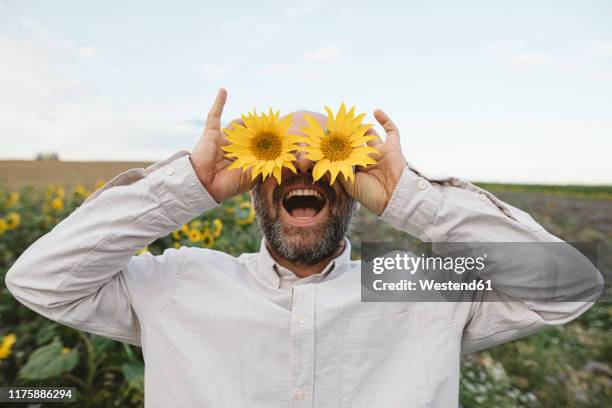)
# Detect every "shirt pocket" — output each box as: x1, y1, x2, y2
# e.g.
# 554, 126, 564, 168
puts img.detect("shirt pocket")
341, 311, 432, 408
